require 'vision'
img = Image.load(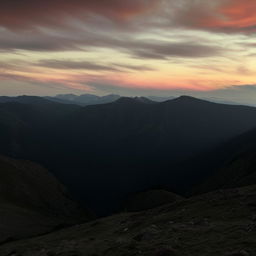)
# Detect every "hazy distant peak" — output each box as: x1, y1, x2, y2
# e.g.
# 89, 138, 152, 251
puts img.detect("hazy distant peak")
56, 93, 77, 97
115, 97, 139, 104
115, 96, 154, 104
102, 94, 120, 98
0, 95, 56, 105
50, 93, 120, 105
134, 96, 156, 103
